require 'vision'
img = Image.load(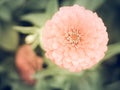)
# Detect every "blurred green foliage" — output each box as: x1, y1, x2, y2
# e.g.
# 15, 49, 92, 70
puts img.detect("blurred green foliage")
0, 0, 120, 90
